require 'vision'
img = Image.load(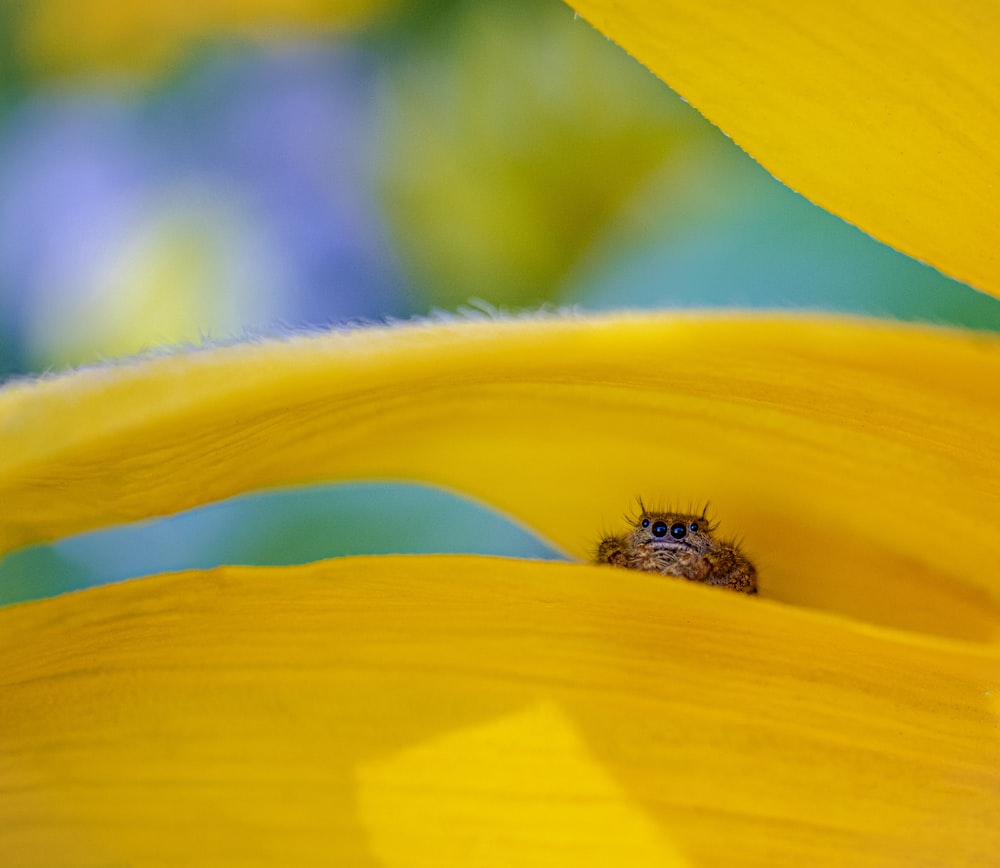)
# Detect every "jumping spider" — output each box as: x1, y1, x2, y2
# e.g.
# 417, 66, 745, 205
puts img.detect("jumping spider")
595, 504, 757, 594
